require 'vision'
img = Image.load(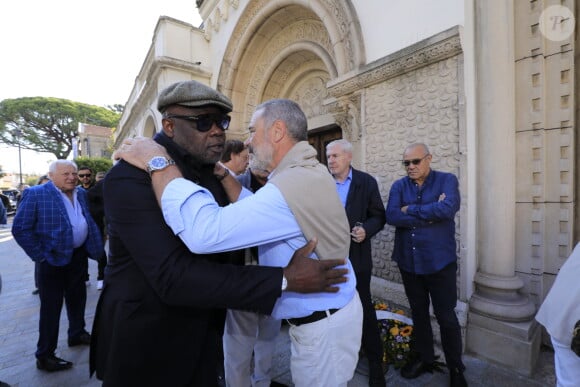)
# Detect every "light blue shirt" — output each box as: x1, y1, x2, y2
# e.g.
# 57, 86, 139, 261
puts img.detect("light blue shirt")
56, 186, 88, 248
161, 178, 357, 319
335, 168, 353, 207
